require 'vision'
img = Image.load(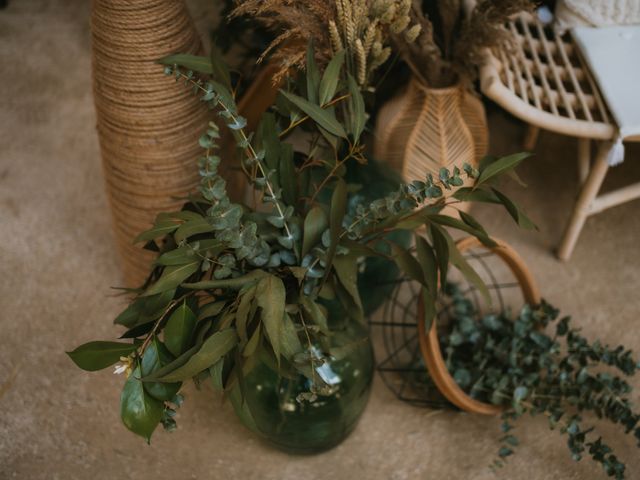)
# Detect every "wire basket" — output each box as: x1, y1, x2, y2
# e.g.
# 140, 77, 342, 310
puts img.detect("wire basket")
370, 237, 540, 413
